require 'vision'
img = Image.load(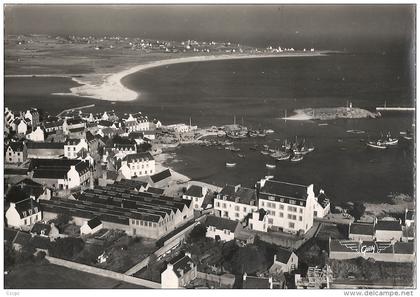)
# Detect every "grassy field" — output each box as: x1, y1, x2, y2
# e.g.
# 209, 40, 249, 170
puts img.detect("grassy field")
4, 263, 146, 289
